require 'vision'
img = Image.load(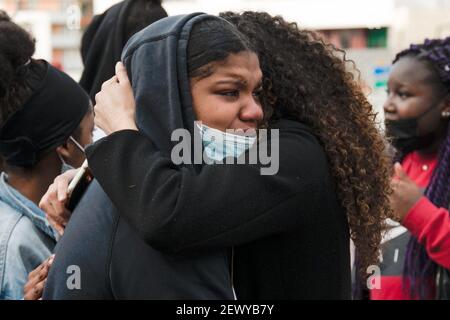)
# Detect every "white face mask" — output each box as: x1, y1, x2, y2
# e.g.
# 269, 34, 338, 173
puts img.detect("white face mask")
196, 122, 257, 161
69, 136, 85, 153
57, 136, 85, 173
